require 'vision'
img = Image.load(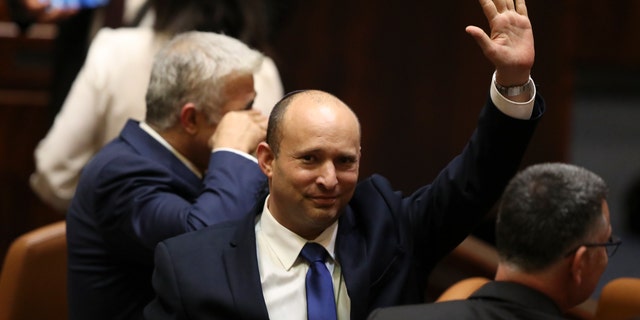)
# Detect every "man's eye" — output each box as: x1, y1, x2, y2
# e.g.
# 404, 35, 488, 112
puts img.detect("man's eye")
300, 155, 315, 162
339, 157, 356, 164
337, 157, 357, 169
